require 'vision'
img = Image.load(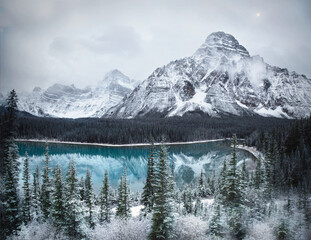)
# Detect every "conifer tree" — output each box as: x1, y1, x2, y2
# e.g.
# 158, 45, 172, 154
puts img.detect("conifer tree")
22, 152, 31, 224
225, 135, 245, 239
1, 95, 20, 236
116, 167, 131, 219
182, 185, 193, 214
51, 164, 65, 229
0, 90, 20, 238
32, 165, 41, 219
40, 144, 52, 219
149, 143, 174, 240
193, 196, 202, 217
225, 135, 242, 207
254, 157, 264, 189
116, 174, 124, 217
79, 176, 85, 201
208, 171, 216, 195
217, 158, 227, 203
142, 140, 155, 214
64, 159, 85, 238
209, 204, 223, 237
99, 170, 111, 223
198, 169, 206, 198
85, 169, 95, 228
3, 150, 20, 236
